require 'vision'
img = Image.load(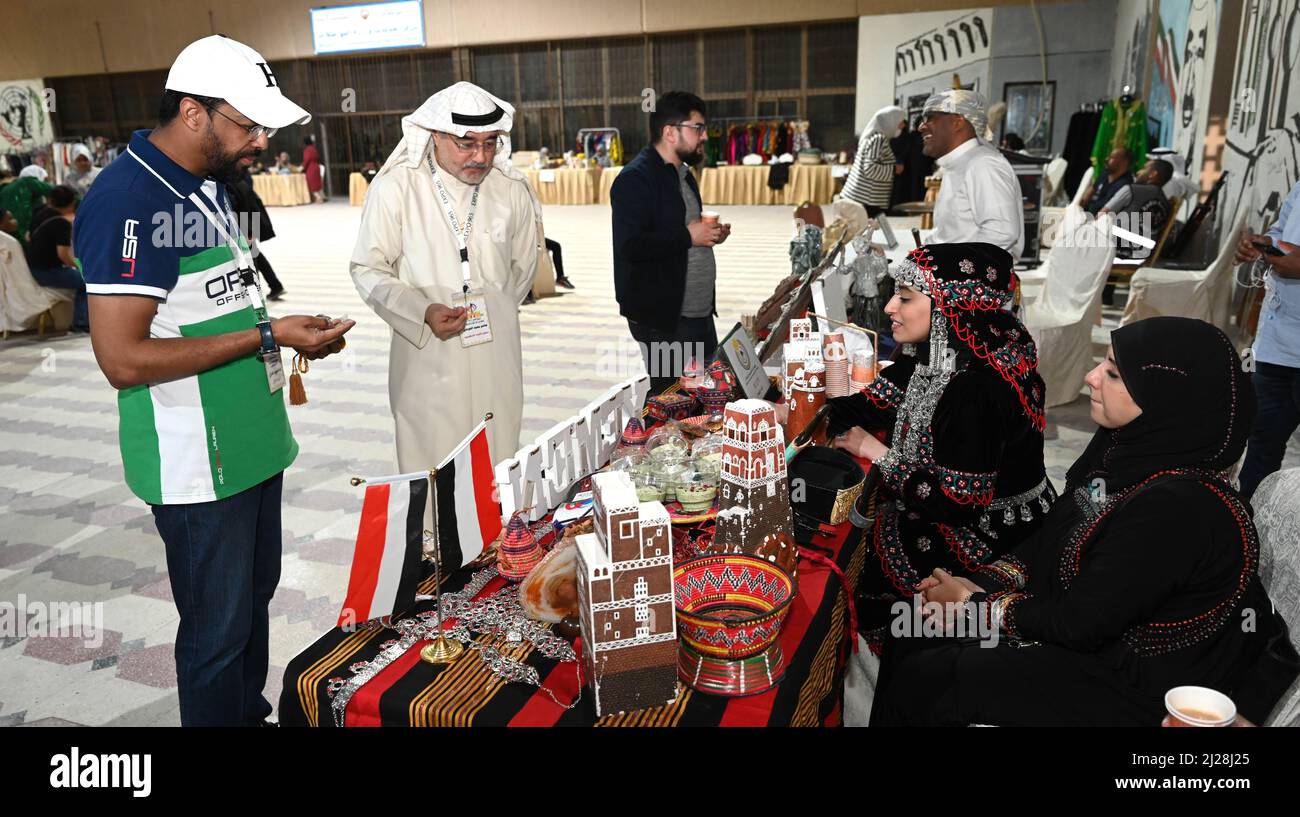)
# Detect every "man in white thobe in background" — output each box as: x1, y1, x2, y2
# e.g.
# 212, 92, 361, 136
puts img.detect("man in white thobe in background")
351, 82, 539, 478
920, 89, 1025, 258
